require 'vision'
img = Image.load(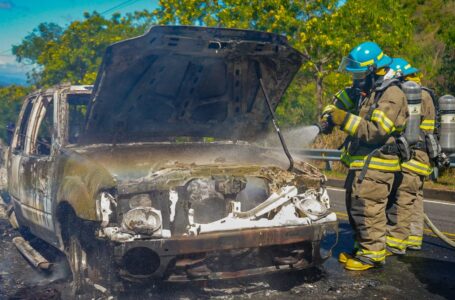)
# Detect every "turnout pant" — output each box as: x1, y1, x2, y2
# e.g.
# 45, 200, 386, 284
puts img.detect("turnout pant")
345, 169, 396, 264
387, 172, 424, 249
408, 185, 424, 247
